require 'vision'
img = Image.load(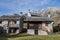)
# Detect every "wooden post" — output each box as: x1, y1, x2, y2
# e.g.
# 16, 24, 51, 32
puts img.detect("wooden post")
27, 22, 29, 29
7, 20, 10, 33
19, 16, 24, 33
